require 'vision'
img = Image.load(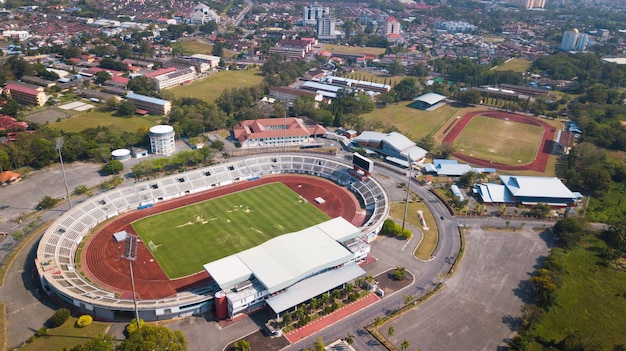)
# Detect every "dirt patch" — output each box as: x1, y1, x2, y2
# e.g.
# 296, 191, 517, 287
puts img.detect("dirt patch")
376, 270, 414, 296
24, 109, 68, 124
